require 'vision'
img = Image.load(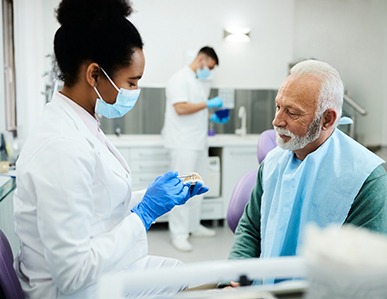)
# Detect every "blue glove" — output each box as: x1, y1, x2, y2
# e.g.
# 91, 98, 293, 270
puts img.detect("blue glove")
210, 113, 230, 124
207, 96, 223, 109
186, 181, 209, 198
131, 171, 208, 230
